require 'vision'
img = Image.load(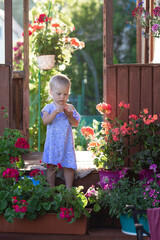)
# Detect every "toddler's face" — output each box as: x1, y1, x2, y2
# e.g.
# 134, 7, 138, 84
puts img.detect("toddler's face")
51, 84, 70, 106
